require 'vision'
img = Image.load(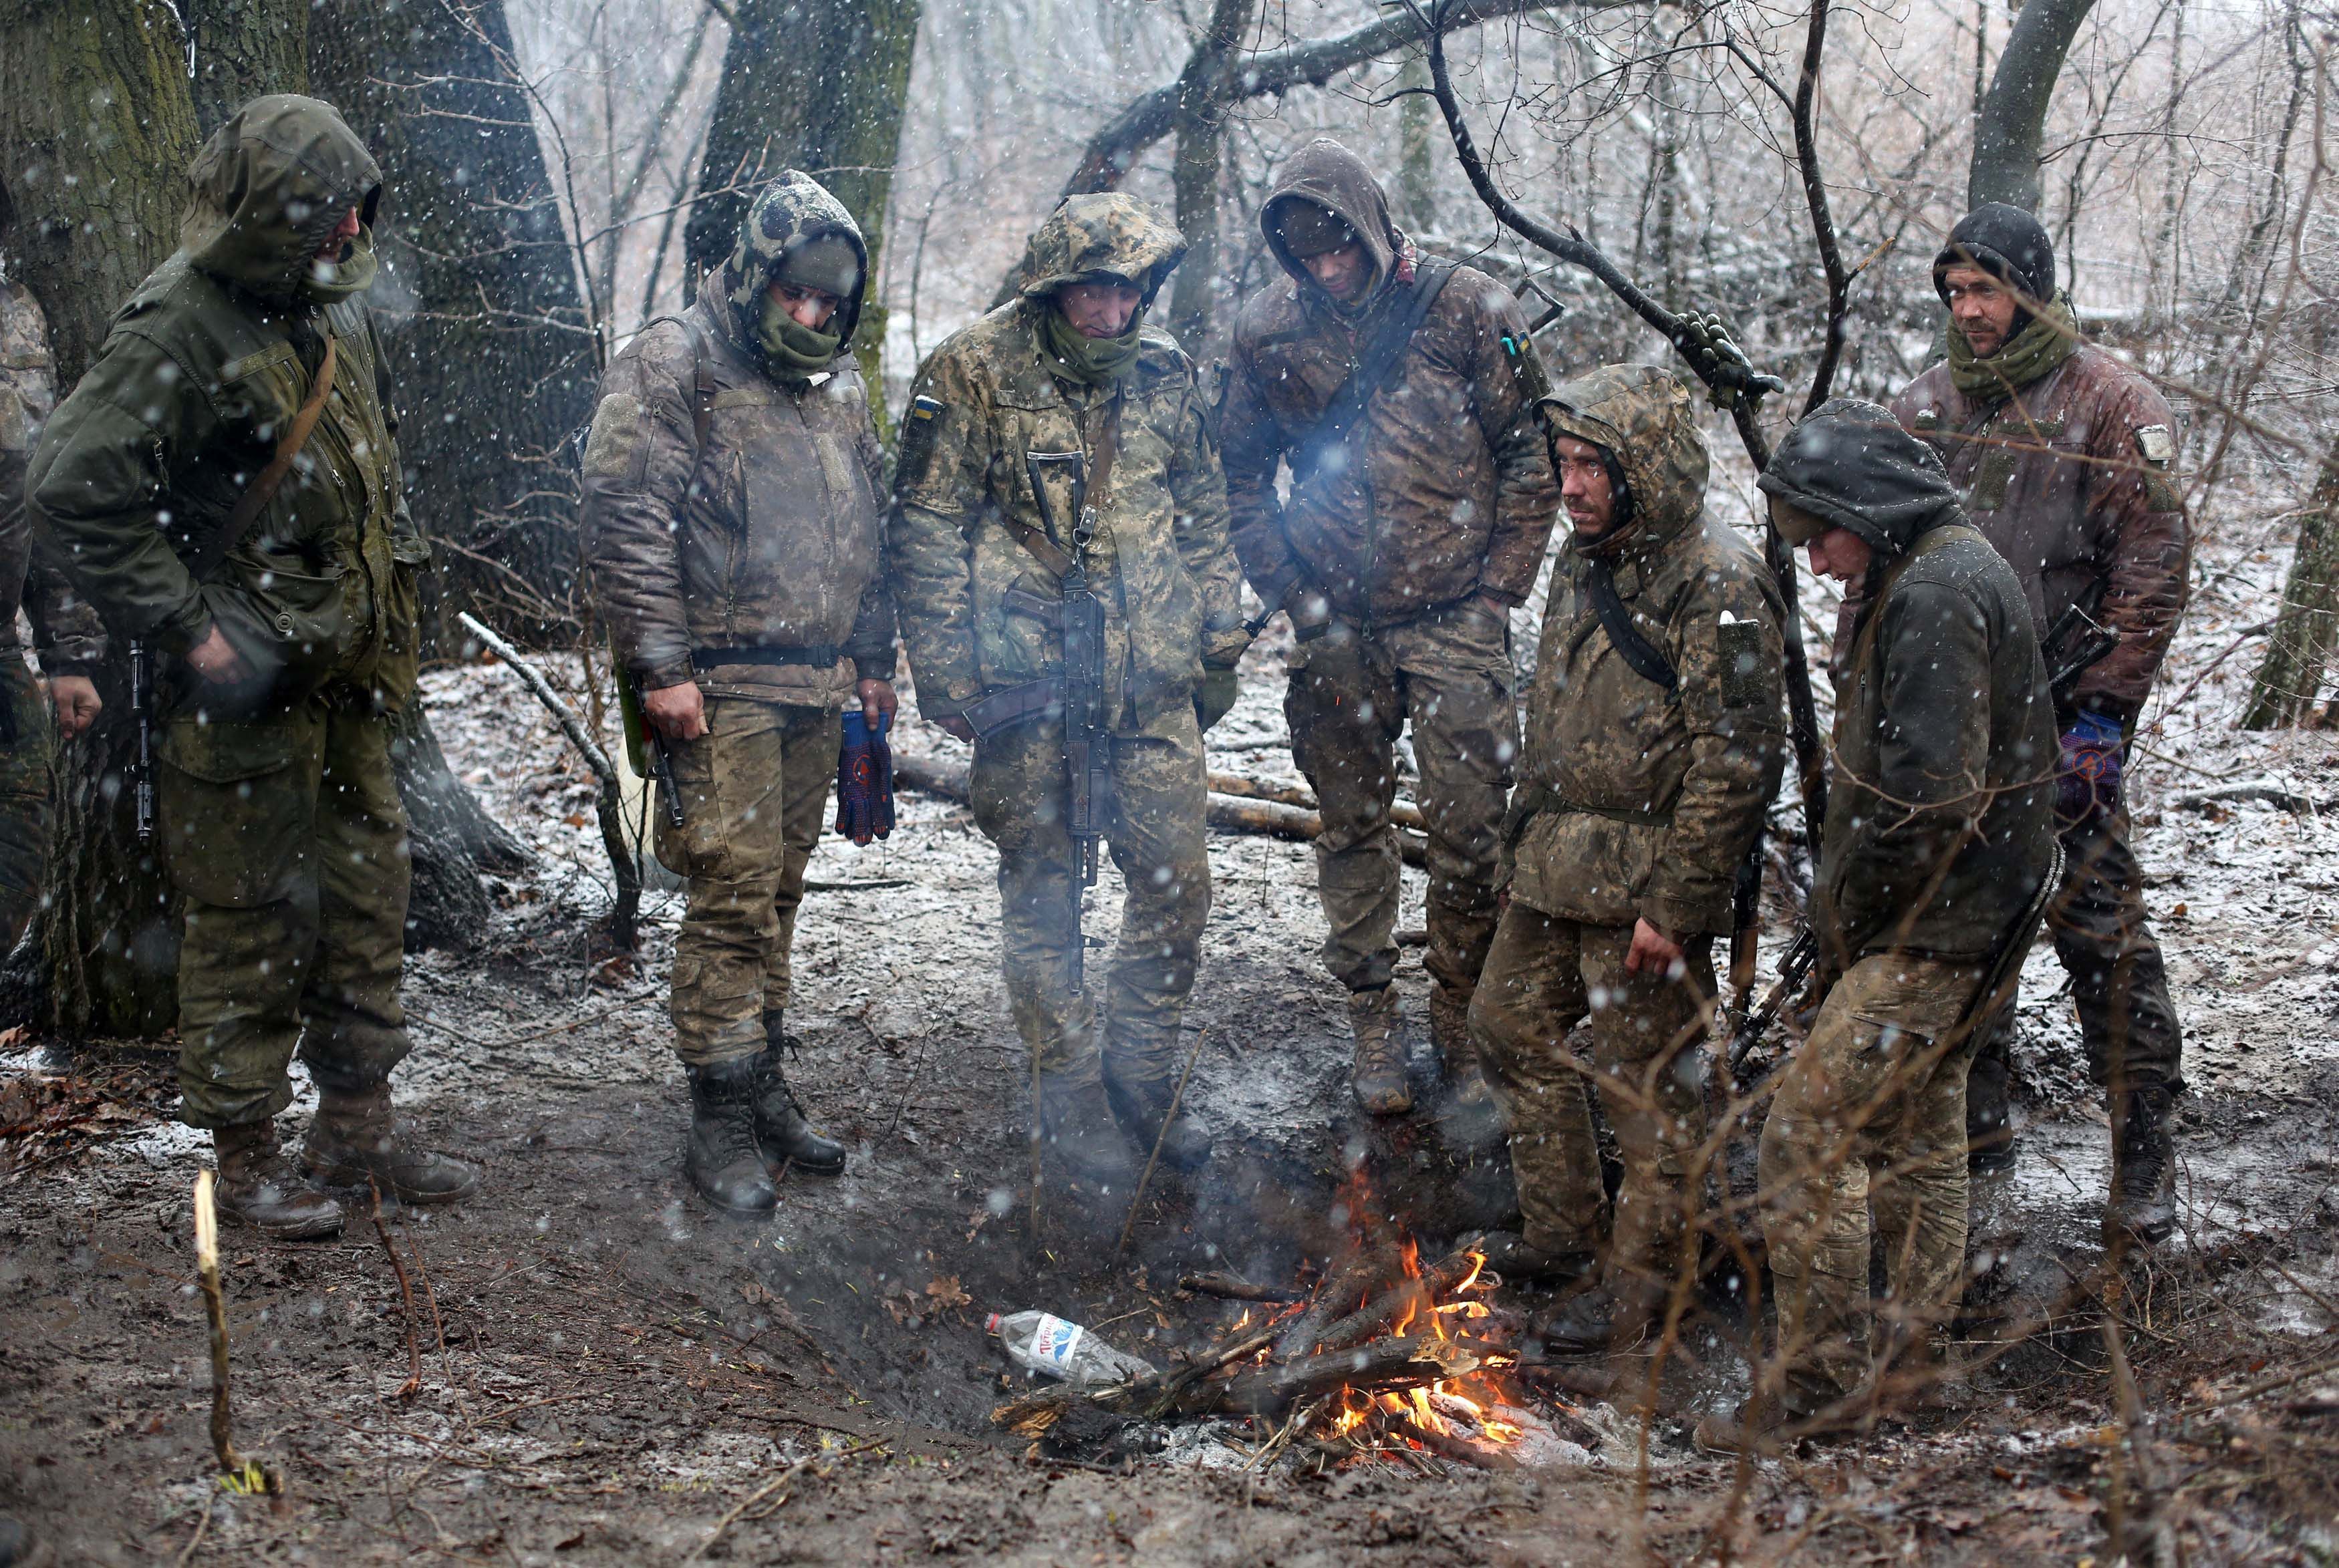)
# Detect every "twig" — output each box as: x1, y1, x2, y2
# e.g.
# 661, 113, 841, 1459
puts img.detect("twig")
192, 1171, 275, 1496
173, 1486, 213, 1567
684, 1438, 885, 1561
369, 1179, 424, 1402
1117, 1029, 1211, 1256
1178, 1272, 1305, 1303
456, 612, 617, 784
